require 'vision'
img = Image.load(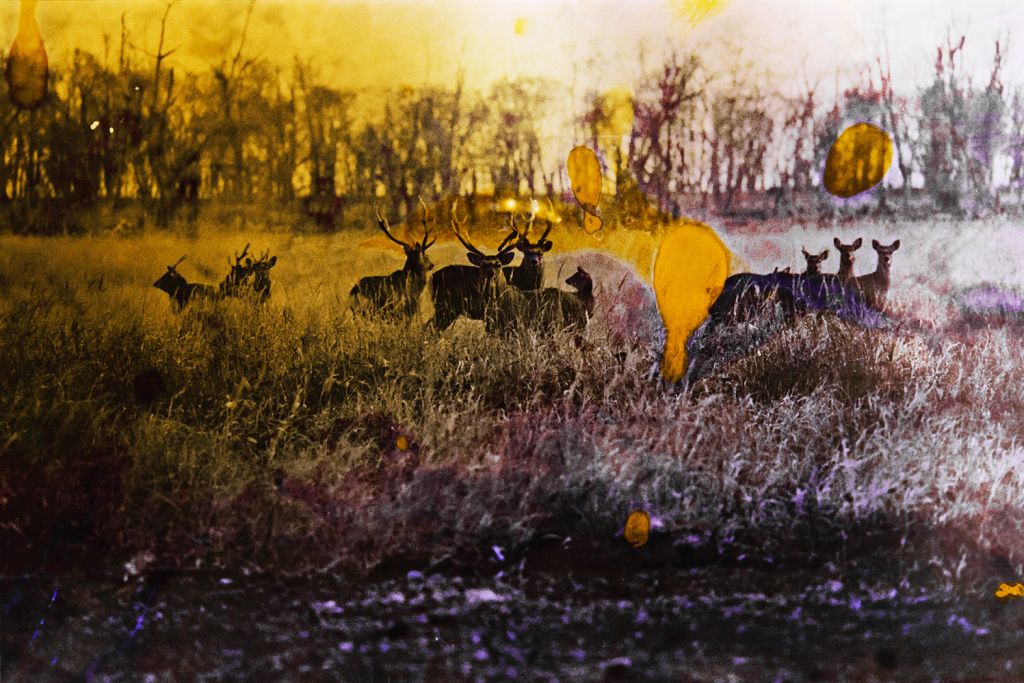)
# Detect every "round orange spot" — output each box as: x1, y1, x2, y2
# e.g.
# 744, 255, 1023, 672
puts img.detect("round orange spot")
823, 122, 893, 198
395, 435, 410, 451
624, 510, 651, 548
